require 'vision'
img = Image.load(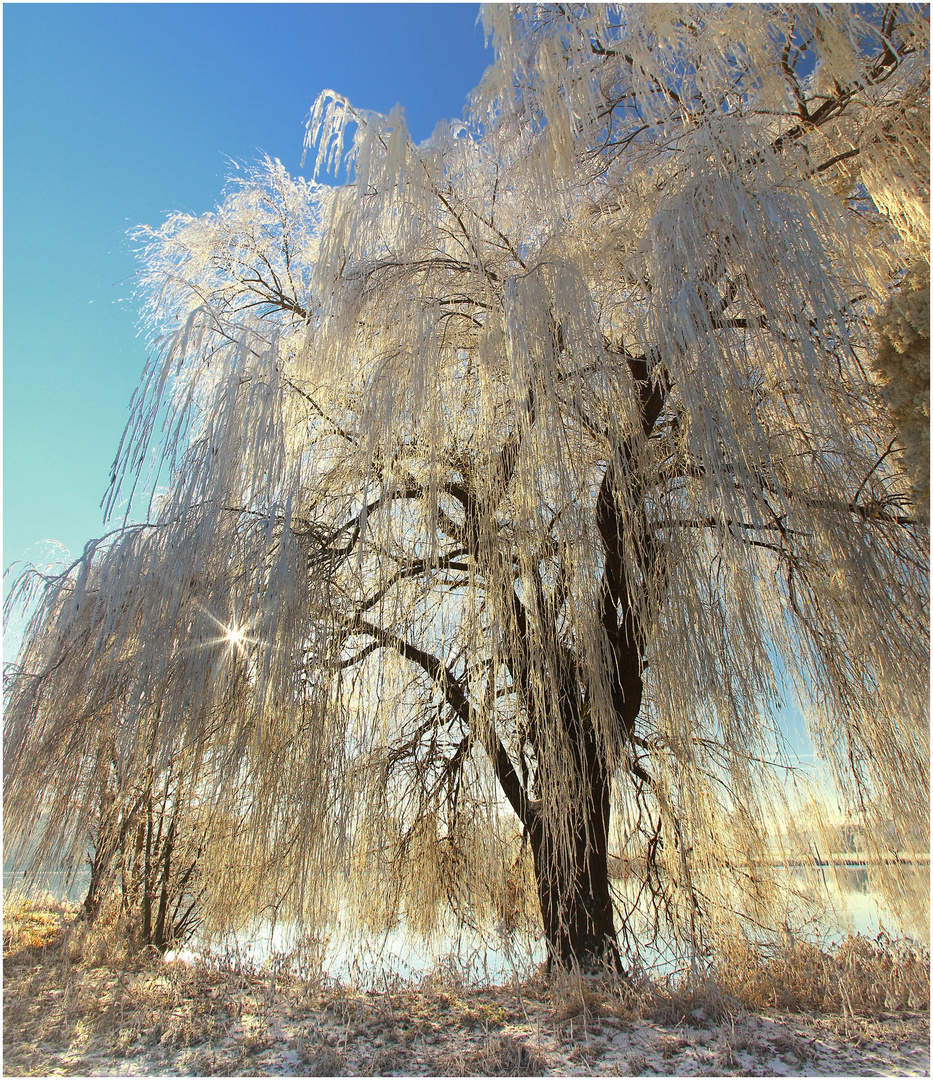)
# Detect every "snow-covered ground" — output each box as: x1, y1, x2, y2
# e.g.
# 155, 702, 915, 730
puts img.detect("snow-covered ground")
5, 952, 929, 1077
